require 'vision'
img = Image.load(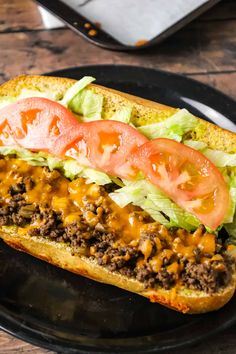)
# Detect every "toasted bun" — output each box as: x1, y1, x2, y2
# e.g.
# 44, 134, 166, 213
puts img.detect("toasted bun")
1, 229, 235, 314
1, 75, 235, 153
0, 75, 236, 314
